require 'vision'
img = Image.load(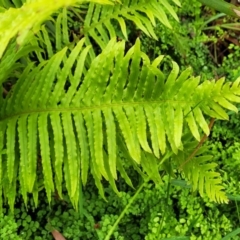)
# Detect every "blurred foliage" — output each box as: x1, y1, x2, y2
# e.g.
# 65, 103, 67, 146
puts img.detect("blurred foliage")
140, 0, 240, 81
